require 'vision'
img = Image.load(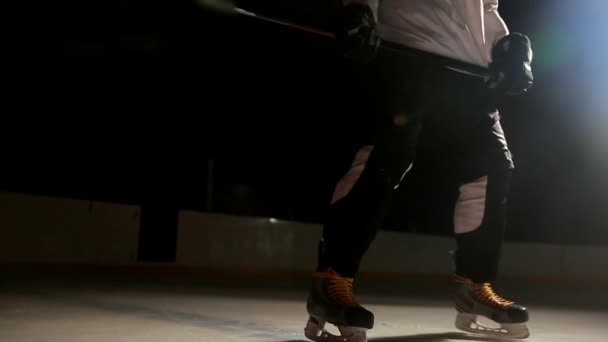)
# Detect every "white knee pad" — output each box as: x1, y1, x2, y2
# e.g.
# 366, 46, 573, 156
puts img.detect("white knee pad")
331, 146, 374, 204
454, 176, 488, 234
